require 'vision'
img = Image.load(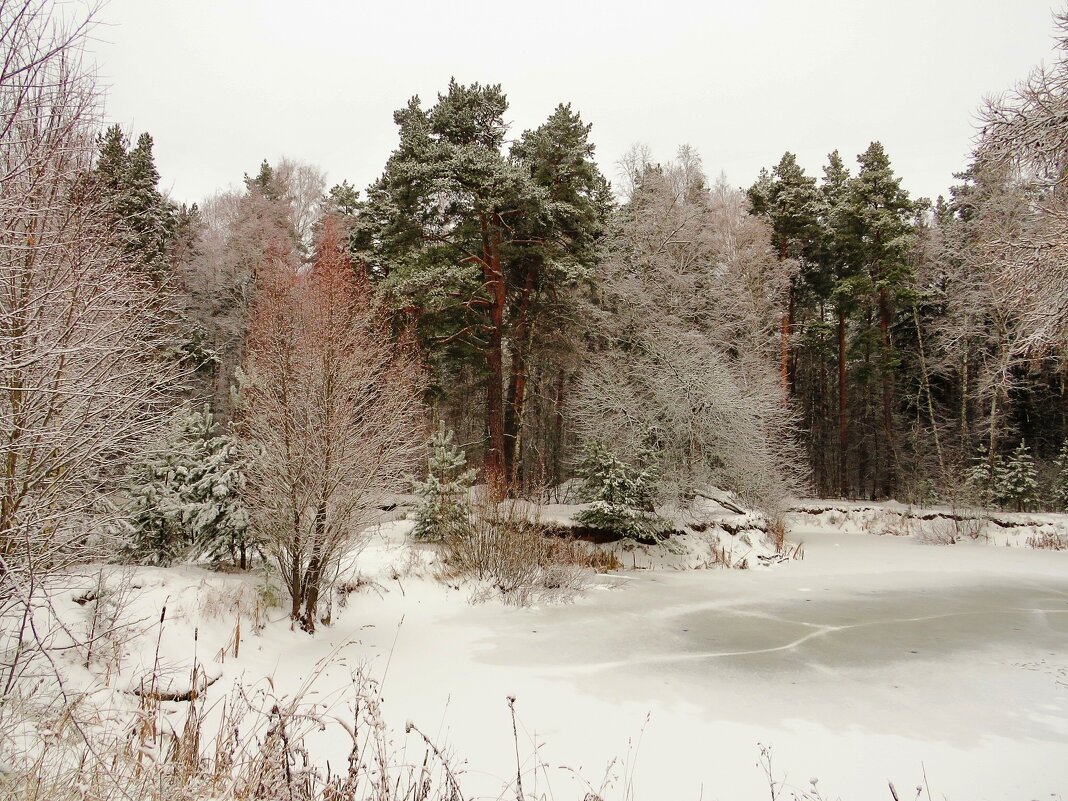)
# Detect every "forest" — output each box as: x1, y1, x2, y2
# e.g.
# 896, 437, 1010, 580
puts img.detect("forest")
92, 27, 1068, 517
5, 0, 1068, 601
